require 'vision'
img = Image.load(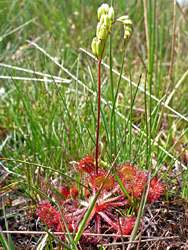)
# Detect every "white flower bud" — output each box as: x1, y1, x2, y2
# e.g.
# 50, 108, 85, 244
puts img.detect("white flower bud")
98, 160, 108, 168
117, 15, 129, 22
91, 37, 97, 56
124, 30, 131, 40
98, 6, 105, 20
96, 22, 102, 38
104, 15, 110, 30
125, 26, 132, 33
96, 39, 103, 58
100, 14, 110, 31
123, 19, 132, 25
108, 6, 114, 21
101, 3, 109, 14
100, 14, 106, 24
99, 24, 108, 40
